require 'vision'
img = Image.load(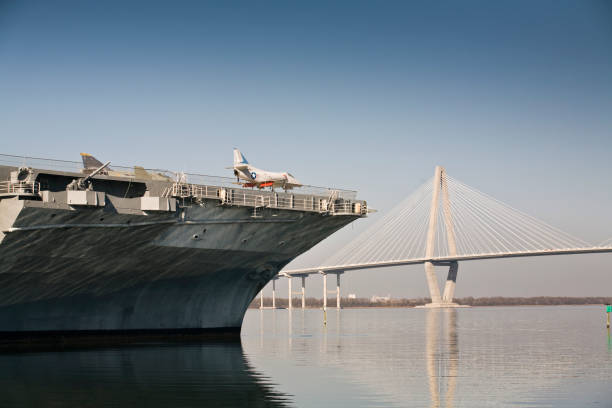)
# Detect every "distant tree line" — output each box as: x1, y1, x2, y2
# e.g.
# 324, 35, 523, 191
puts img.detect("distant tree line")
249, 296, 612, 309
455, 296, 612, 307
